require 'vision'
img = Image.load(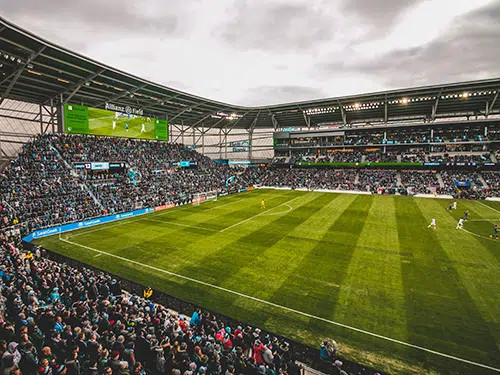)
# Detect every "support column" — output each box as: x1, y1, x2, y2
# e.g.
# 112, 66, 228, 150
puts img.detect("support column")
39, 104, 43, 134
181, 120, 185, 145
224, 125, 228, 159
50, 99, 56, 133
248, 128, 254, 161
201, 124, 205, 155
57, 95, 64, 133
219, 128, 222, 159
